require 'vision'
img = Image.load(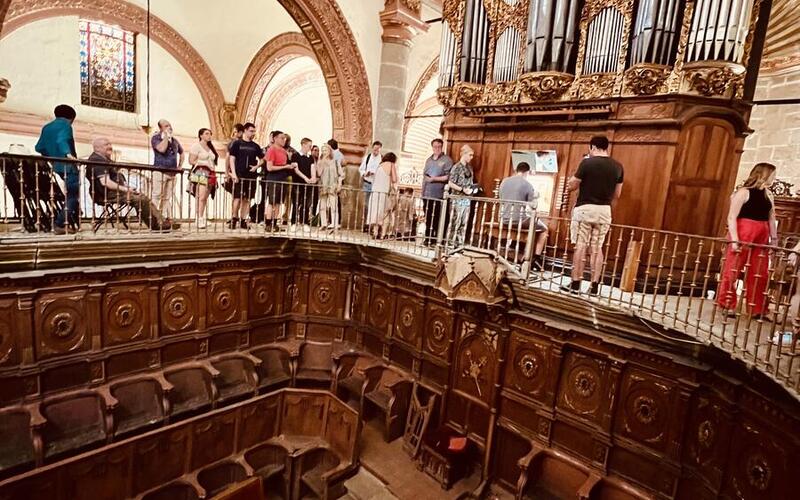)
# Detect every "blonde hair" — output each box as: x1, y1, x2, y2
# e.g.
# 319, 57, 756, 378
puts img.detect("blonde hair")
741, 162, 777, 189
460, 144, 474, 156
320, 144, 332, 159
